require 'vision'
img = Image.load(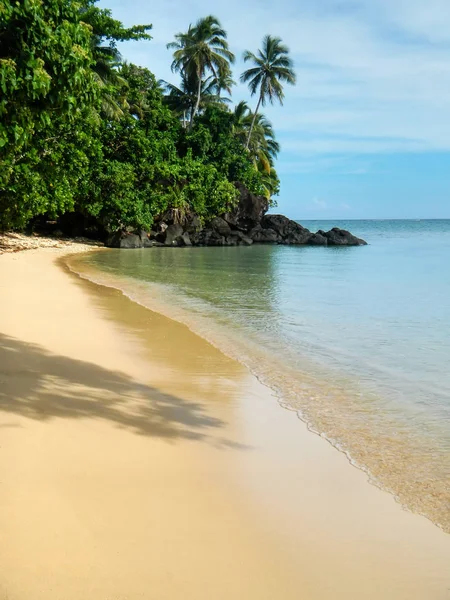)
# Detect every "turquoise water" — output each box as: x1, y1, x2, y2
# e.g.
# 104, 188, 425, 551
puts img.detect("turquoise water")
74, 220, 450, 531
